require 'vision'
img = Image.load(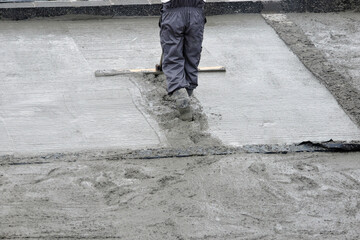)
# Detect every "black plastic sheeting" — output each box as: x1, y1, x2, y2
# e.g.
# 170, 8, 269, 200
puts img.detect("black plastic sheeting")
1, 140, 359, 165
73, 140, 360, 160
298, 140, 360, 152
